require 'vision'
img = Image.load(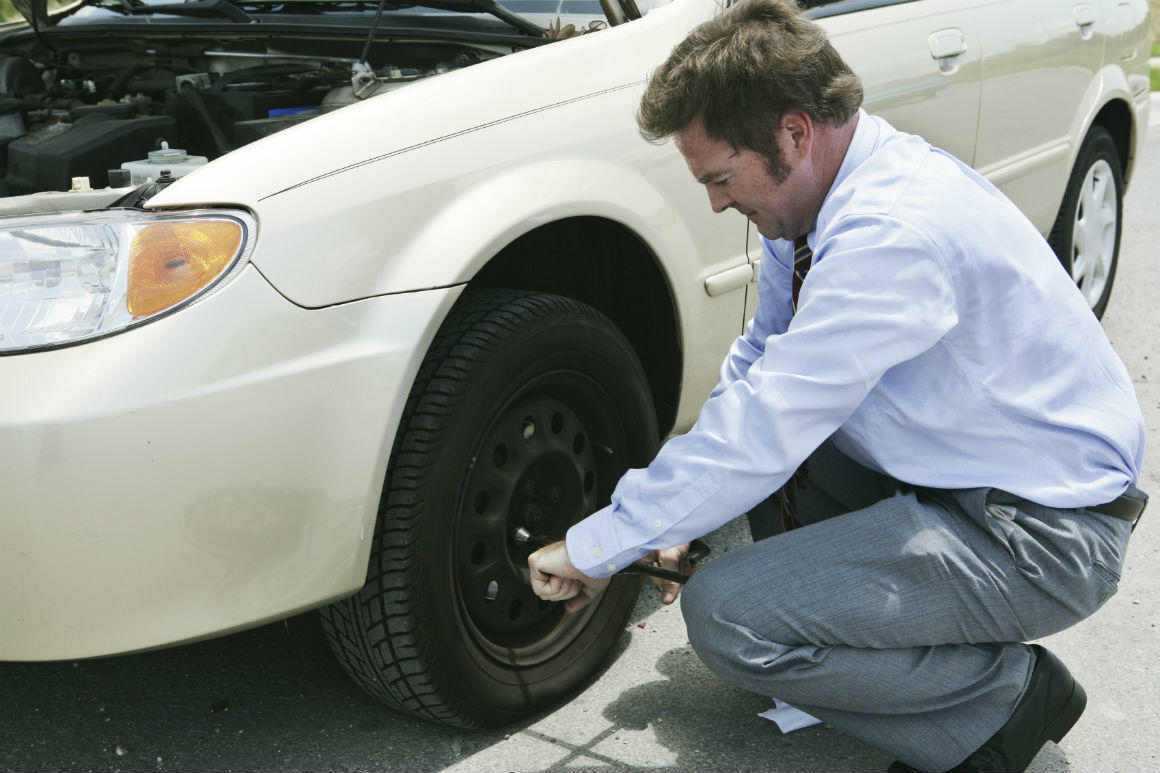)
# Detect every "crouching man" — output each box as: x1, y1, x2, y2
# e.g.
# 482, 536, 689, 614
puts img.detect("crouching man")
528, 1, 1146, 770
